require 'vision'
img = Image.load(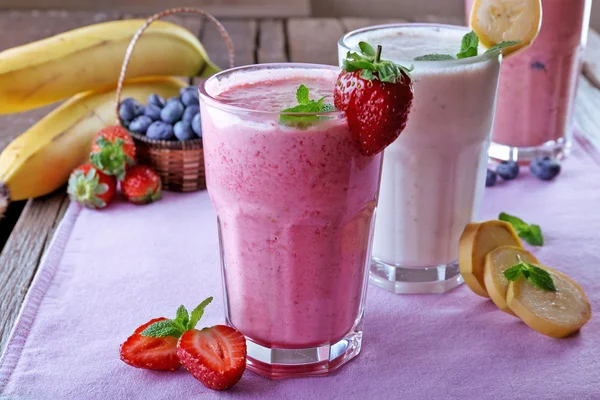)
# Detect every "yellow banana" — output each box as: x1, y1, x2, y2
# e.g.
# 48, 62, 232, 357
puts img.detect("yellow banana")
0, 76, 187, 215
0, 19, 218, 114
